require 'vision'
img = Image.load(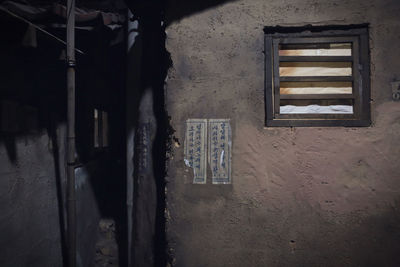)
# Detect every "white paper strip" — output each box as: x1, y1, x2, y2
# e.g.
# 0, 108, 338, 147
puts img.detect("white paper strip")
184, 119, 208, 184
280, 105, 353, 114
208, 119, 232, 184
